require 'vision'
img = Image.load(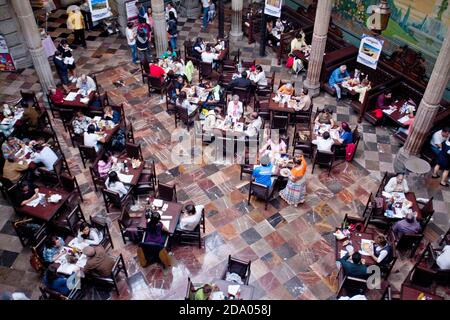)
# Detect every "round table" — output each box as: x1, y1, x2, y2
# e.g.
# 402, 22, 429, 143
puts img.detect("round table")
405, 157, 431, 175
